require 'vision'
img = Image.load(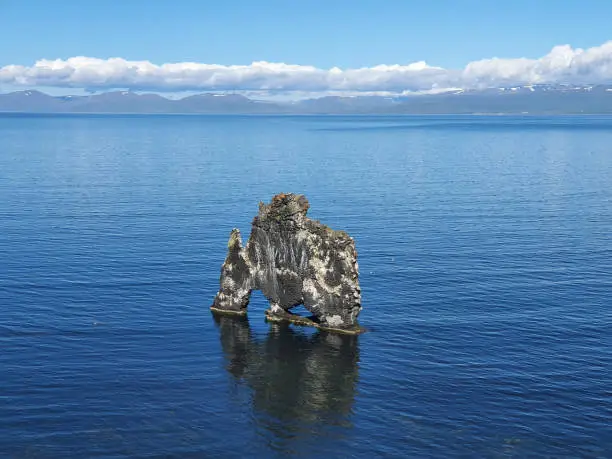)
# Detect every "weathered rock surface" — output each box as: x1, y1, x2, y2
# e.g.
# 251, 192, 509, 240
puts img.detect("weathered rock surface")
211, 193, 362, 332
